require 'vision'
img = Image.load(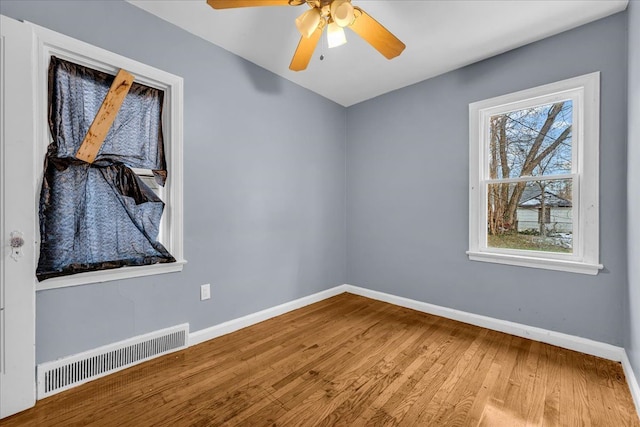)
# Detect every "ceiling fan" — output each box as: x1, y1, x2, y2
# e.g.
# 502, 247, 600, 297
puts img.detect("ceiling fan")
206, 0, 406, 71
